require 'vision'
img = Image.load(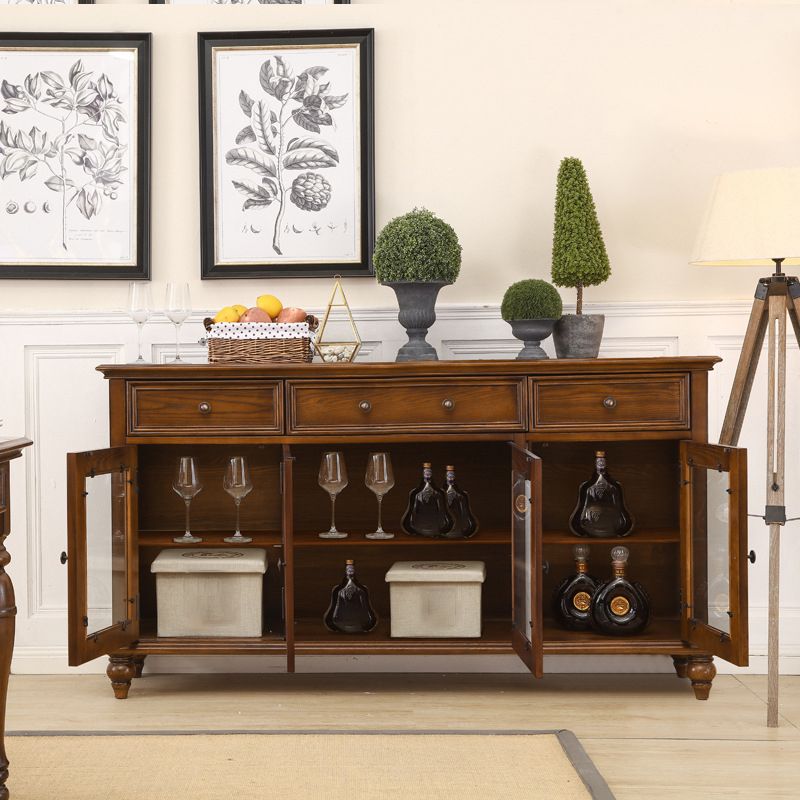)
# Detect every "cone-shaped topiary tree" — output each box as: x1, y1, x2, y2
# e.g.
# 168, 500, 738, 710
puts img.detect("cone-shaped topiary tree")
551, 157, 610, 315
